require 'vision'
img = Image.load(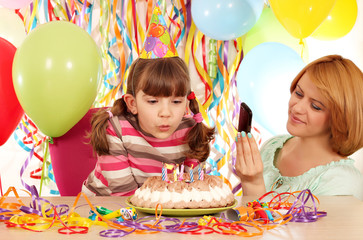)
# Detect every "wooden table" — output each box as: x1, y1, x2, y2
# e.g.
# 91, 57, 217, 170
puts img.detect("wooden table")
1, 195, 362, 239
